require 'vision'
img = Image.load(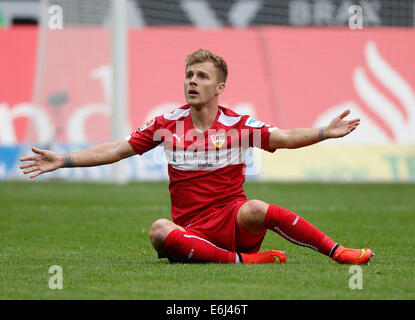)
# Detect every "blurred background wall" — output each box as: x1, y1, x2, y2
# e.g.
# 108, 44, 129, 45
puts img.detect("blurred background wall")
1, 0, 414, 182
